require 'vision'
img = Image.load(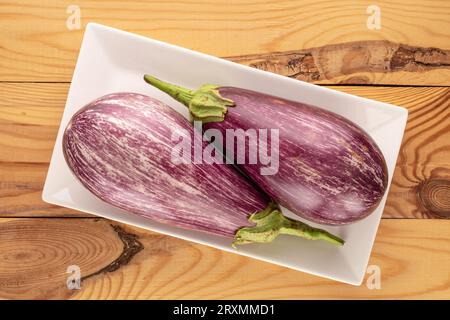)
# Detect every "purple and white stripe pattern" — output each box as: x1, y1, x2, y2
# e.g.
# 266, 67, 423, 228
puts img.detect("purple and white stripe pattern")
205, 87, 388, 225
63, 93, 268, 237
